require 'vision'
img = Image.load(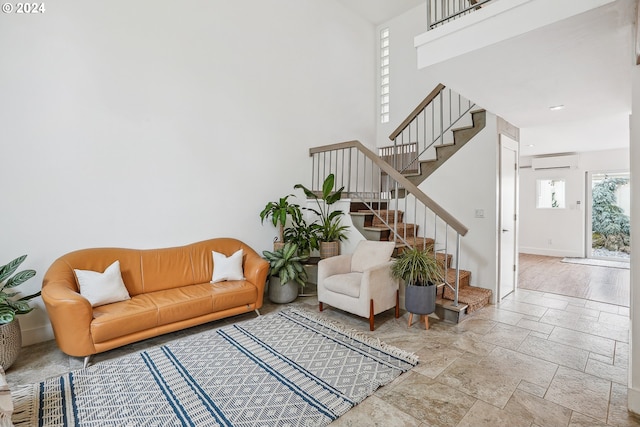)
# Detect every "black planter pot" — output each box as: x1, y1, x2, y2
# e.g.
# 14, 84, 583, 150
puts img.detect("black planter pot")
405, 283, 436, 315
